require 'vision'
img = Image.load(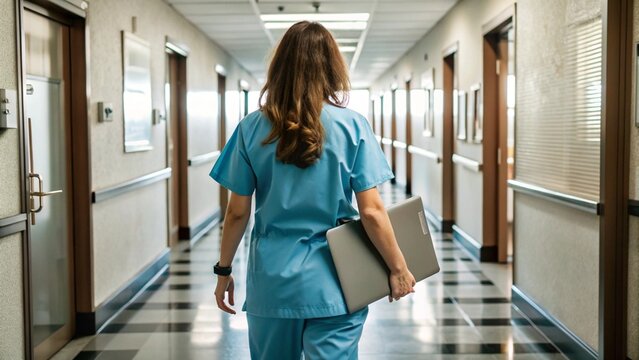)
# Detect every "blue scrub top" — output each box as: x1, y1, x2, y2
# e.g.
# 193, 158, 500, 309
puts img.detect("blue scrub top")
210, 104, 393, 319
